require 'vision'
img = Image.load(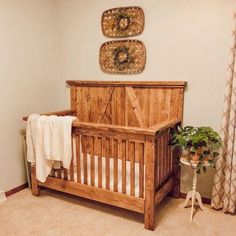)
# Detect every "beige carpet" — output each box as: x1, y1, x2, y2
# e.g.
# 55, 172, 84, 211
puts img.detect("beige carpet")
0, 189, 235, 236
